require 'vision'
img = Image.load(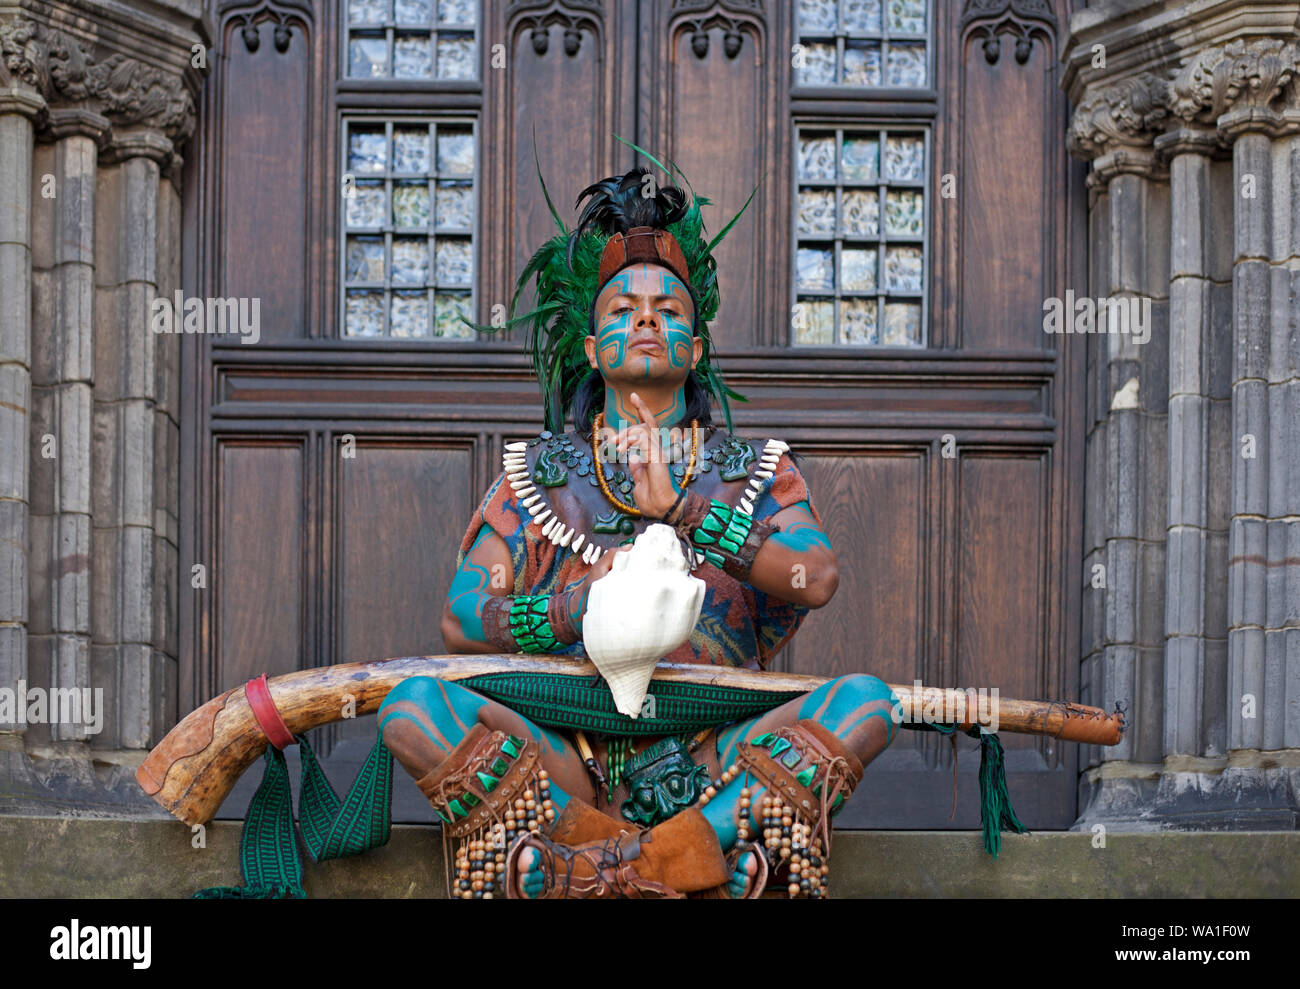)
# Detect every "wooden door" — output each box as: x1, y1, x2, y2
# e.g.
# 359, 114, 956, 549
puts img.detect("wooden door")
182, 0, 1085, 828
